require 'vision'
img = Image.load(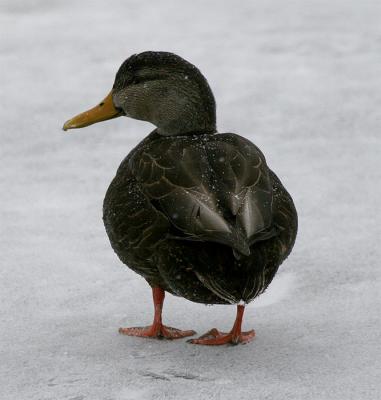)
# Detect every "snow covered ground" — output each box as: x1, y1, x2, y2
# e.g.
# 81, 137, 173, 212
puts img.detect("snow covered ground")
1, 1, 380, 399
